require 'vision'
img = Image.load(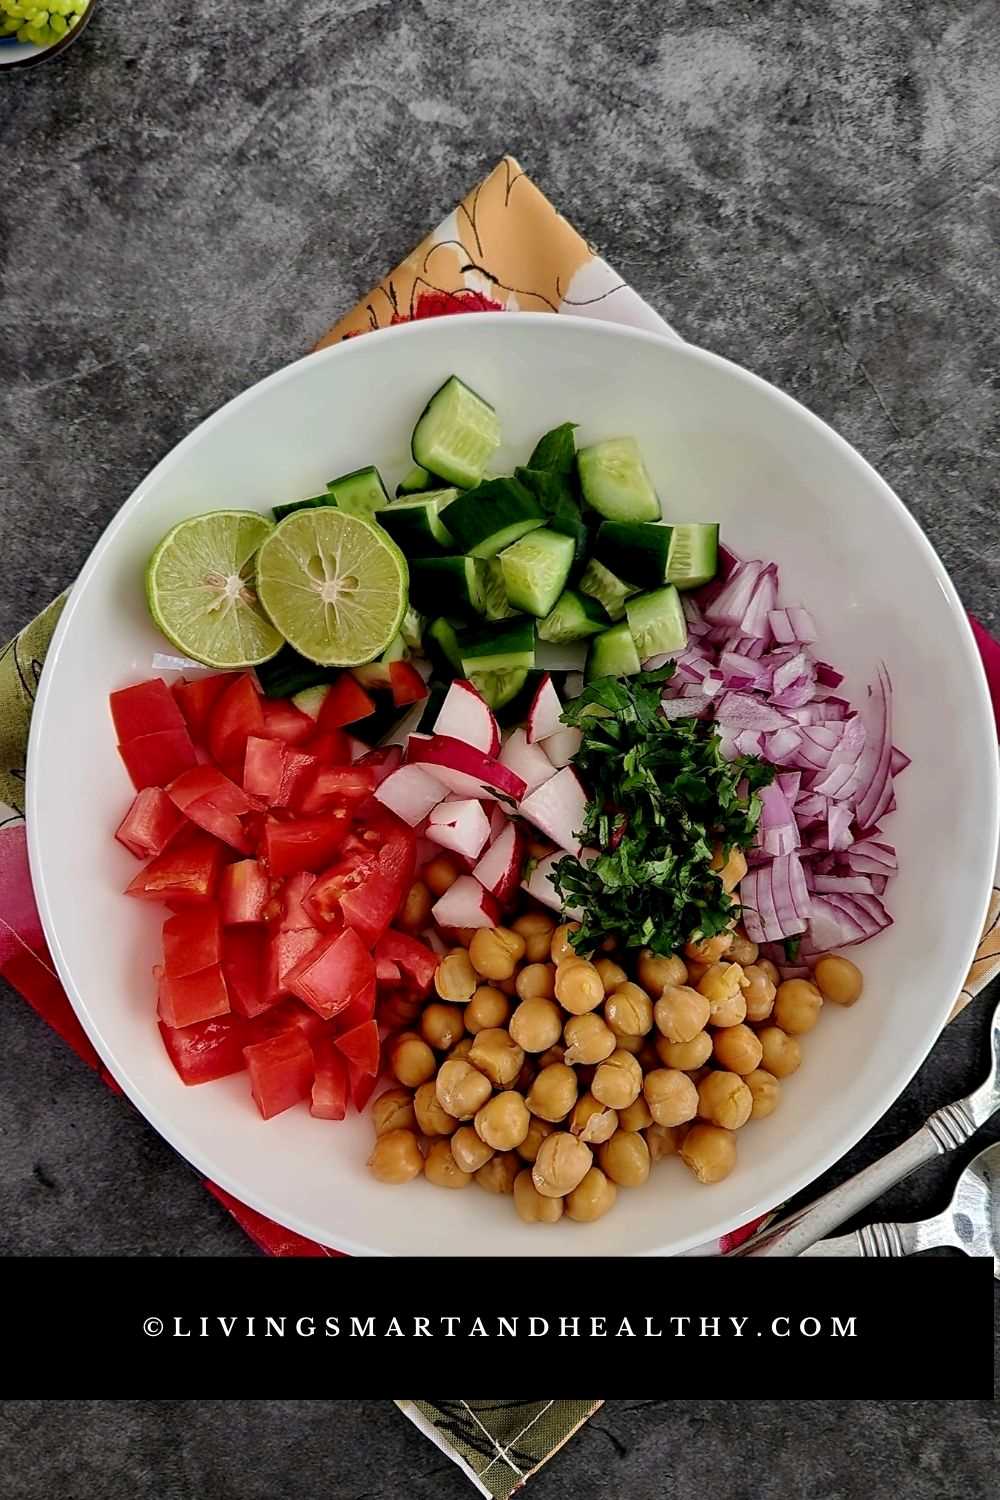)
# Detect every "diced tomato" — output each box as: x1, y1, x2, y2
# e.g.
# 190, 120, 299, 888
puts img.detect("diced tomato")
377, 990, 422, 1031
316, 673, 375, 731
335, 977, 377, 1032
278, 749, 321, 807
350, 1063, 379, 1113
296, 765, 377, 815
125, 830, 225, 906
208, 674, 265, 767
264, 927, 322, 1003
375, 929, 439, 996
285, 926, 375, 1020
221, 926, 272, 1019
243, 1029, 314, 1119
310, 1036, 349, 1120
278, 872, 320, 931
375, 954, 402, 984
115, 787, 186, 859
303, 729, 352, 767
259, 698, 315, 746
262, 811, 352, 878
158, 963, 230, 1028
262, 997, 331, 1046
219, 859, 270, 925
389, 659, 428, 707
166, 764, 254, 851
118, 728, 198, 791
243, 736, 287, 804
171, 674, 231, 741
162, 906, 222, 978
159, 1013, 250, 1085
110, 678, 186, 742
304, 847, 377, 927
339, 812, 416, 947
335, 1018, 379, 1075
